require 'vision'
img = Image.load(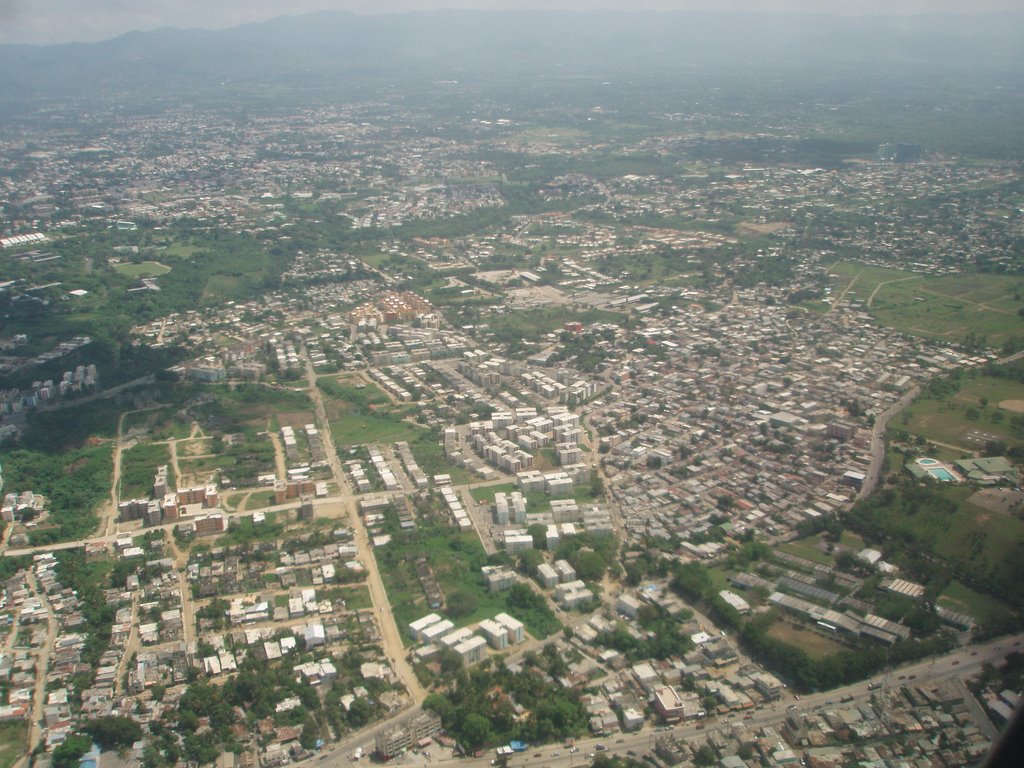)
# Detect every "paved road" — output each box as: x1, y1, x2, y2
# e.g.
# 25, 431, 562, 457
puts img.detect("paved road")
858, 385, 920, 501
363, 634, 1023, 768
